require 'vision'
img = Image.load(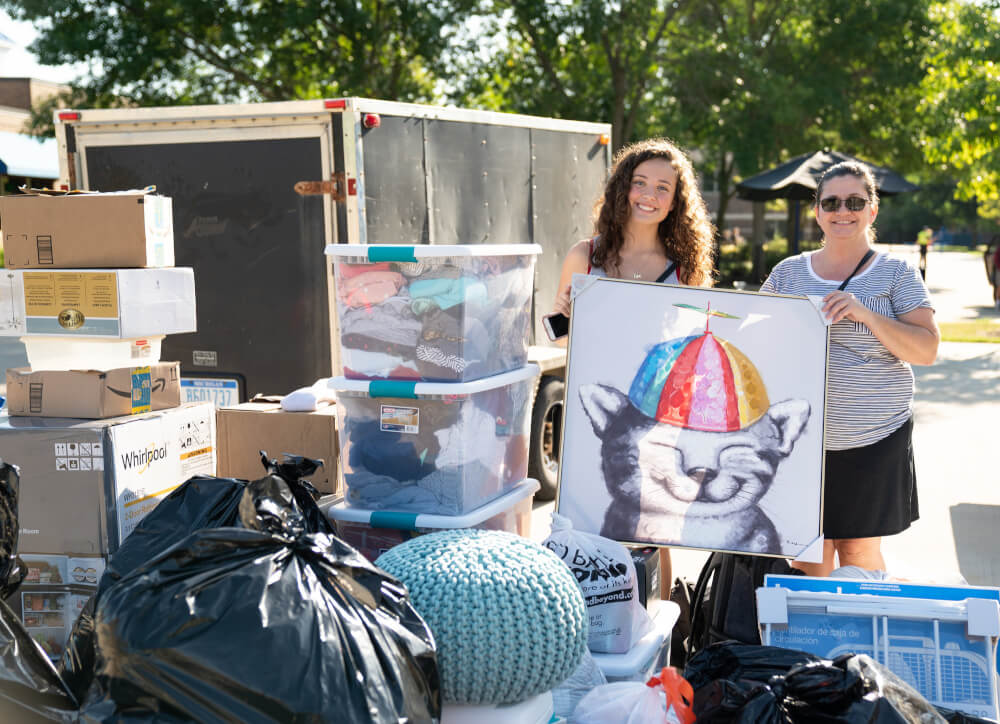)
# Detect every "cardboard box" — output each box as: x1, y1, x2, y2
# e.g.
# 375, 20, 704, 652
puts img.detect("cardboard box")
0, 191, 174, 269
216, 399, 339, 495
628, 545, 661, 611
0, 268, 196, 337
6, 362, 181, 418
0, 402, 216, 556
